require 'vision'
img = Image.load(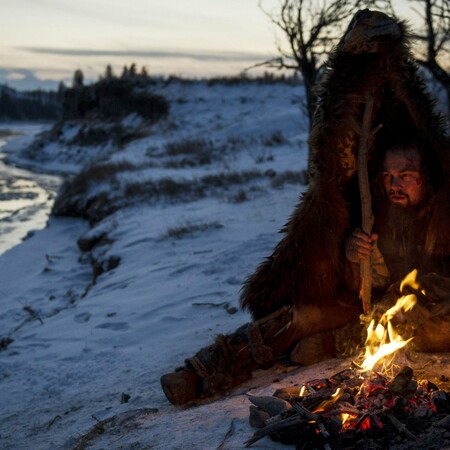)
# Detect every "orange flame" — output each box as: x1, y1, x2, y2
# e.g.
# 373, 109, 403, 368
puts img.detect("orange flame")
361, 270, 420, 372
